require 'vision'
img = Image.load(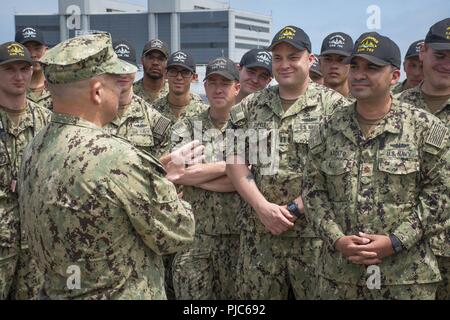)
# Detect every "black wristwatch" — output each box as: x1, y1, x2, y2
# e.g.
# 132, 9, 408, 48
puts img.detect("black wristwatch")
389, 234, 404, 254
287, 200, 302, 218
